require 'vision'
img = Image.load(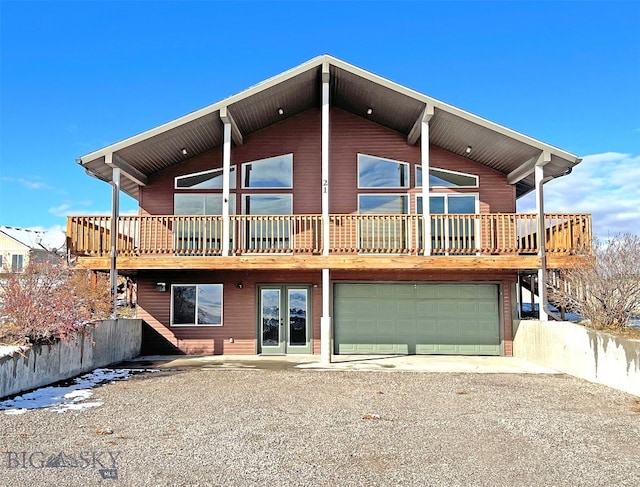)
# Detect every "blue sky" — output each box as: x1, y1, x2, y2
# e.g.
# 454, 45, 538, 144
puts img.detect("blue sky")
1, 1, 638, 238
